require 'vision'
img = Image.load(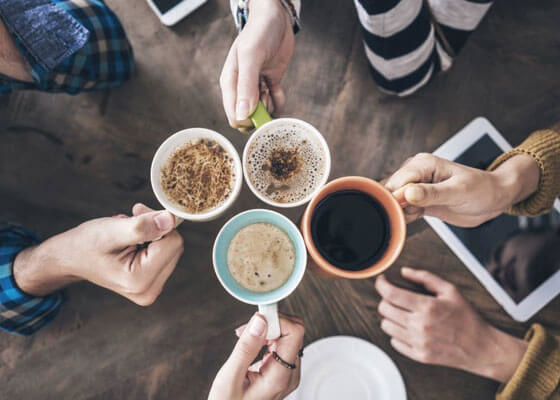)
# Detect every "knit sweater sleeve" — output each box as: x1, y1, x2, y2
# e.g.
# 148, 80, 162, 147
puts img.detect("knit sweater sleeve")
488, 129, 560, 216
496, 324, 560, 400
